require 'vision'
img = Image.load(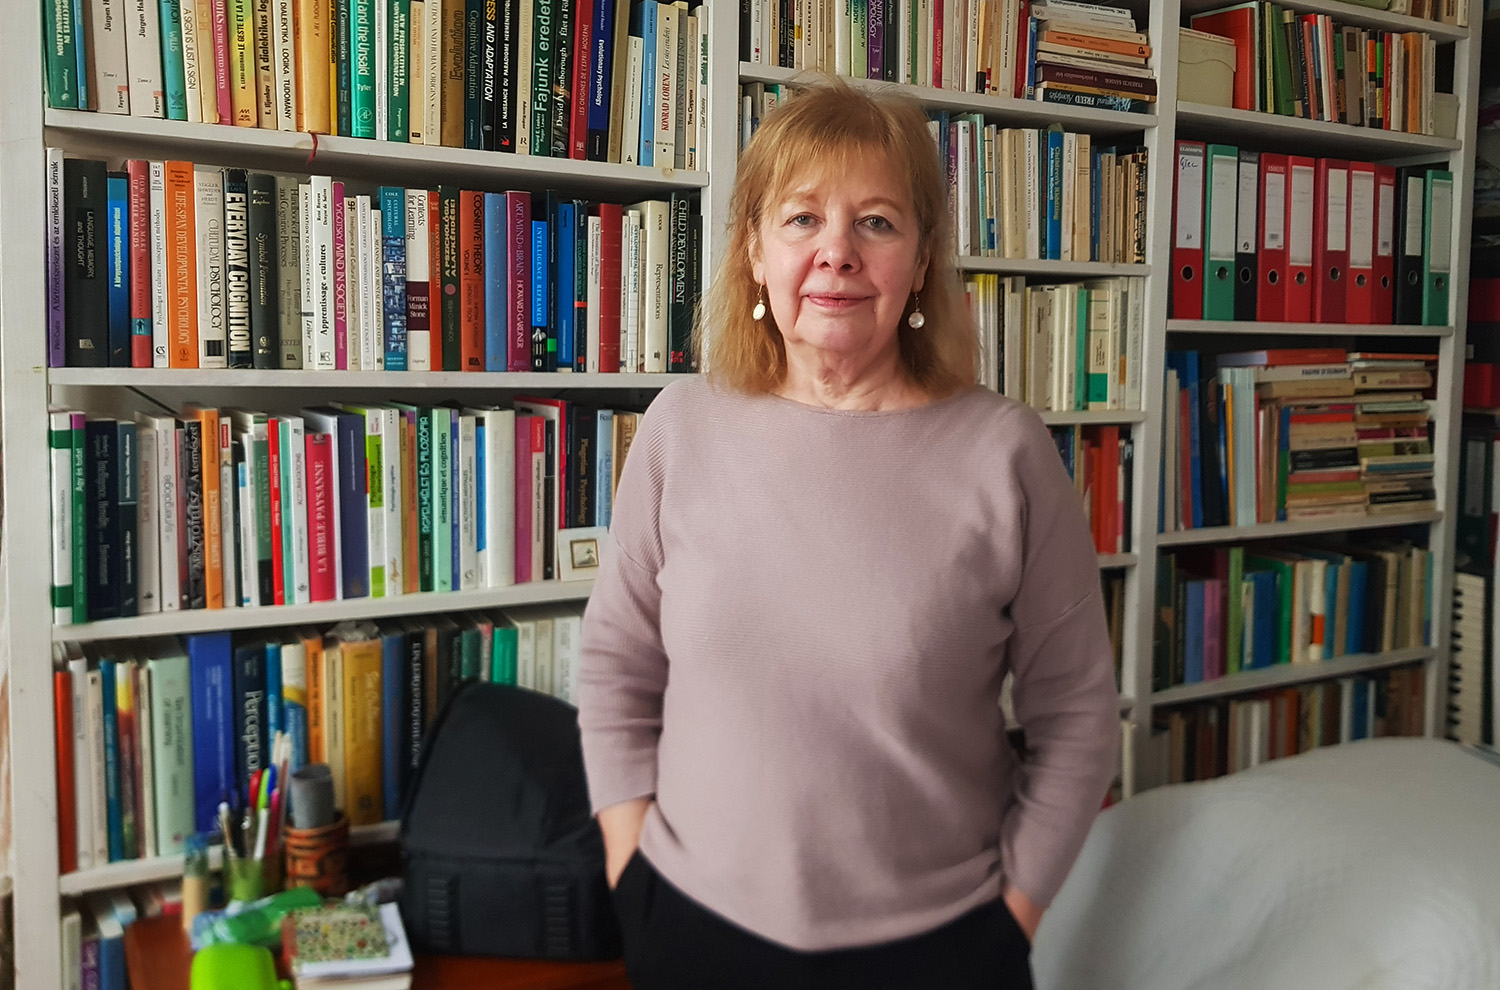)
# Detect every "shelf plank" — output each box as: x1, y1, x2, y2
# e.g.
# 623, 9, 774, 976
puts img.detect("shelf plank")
1151, 646, 1436, 706
1098, 553, 1138, 568
1167, 320, 1454, 337
58, 822, 399, 896
958, 258, 1150, 278
740, 65, 1156, 134
1040, 409, 1147, 425
1180, 0, 1470, 40
54, 581, 594, 643
1155, 510, 1443, 547
49, 369, 686, 390
42, 110, 705, 197
1175, 103, 1463, 158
